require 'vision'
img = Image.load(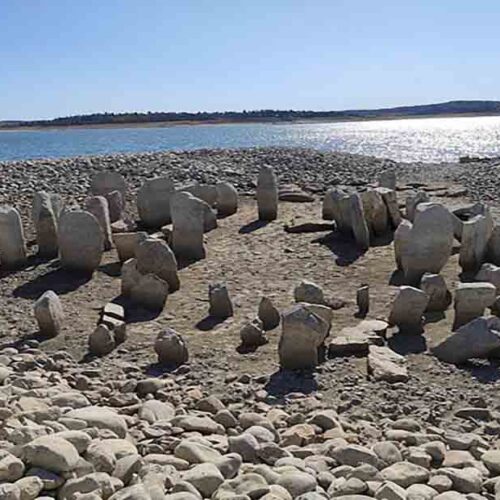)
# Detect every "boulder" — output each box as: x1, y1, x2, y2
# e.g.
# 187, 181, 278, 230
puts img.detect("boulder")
23, 436, 79, 473
367, 345, 408, 382
433, 316, 500, 364
0, 205, 27, 268
85, 196, 113, 251
258, 296, 280, 330
349, 193, 370, 250
209, 283, 233, 318
294, 280, 325, 305
361, 189, 389, 236
171, 191, 206, 261
58, 211, 104, 273
137, 177, 175, 228
453, 282, 496, 330
406, 191, 429, 222
420, 273, 452, 312
130, 273, 169, 311
459, 212, 493, 273
154, 328, 189, 366
113, 232, 148, 262
388, 286, 428, 333
136, 238, 180, 292
279, 303, 329, 370
216, 182, 238, 216
401, 203, 454, 284
257, 166, 278, 221
34, 290, 64, 337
